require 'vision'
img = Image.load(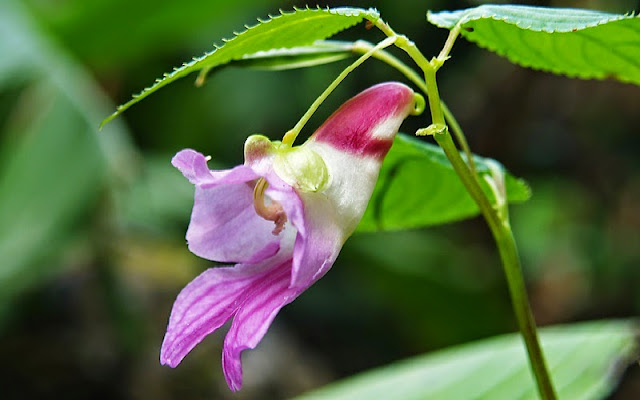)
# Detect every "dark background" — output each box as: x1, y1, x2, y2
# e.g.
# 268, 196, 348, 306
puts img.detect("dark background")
0, 0, 638, 398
